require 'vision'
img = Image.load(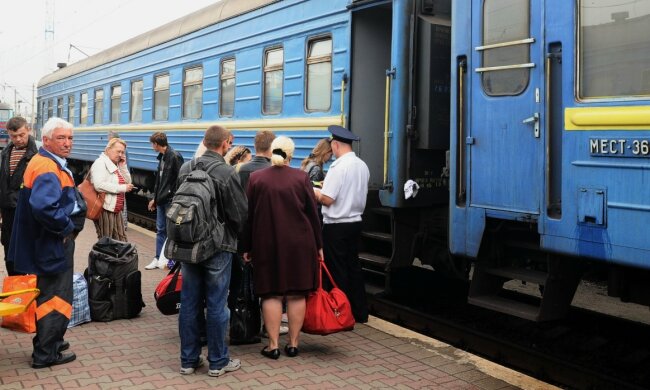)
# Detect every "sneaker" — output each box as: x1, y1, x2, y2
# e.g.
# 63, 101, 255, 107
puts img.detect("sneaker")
208, 359, 240, 377
156, 257, 168, 269
180, 356, 204, 375
145, 258, 159, 270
